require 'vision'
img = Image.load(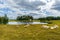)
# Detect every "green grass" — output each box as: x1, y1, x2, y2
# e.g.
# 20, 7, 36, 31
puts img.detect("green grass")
9, 19, 49, 22
0, 20, 60, 40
